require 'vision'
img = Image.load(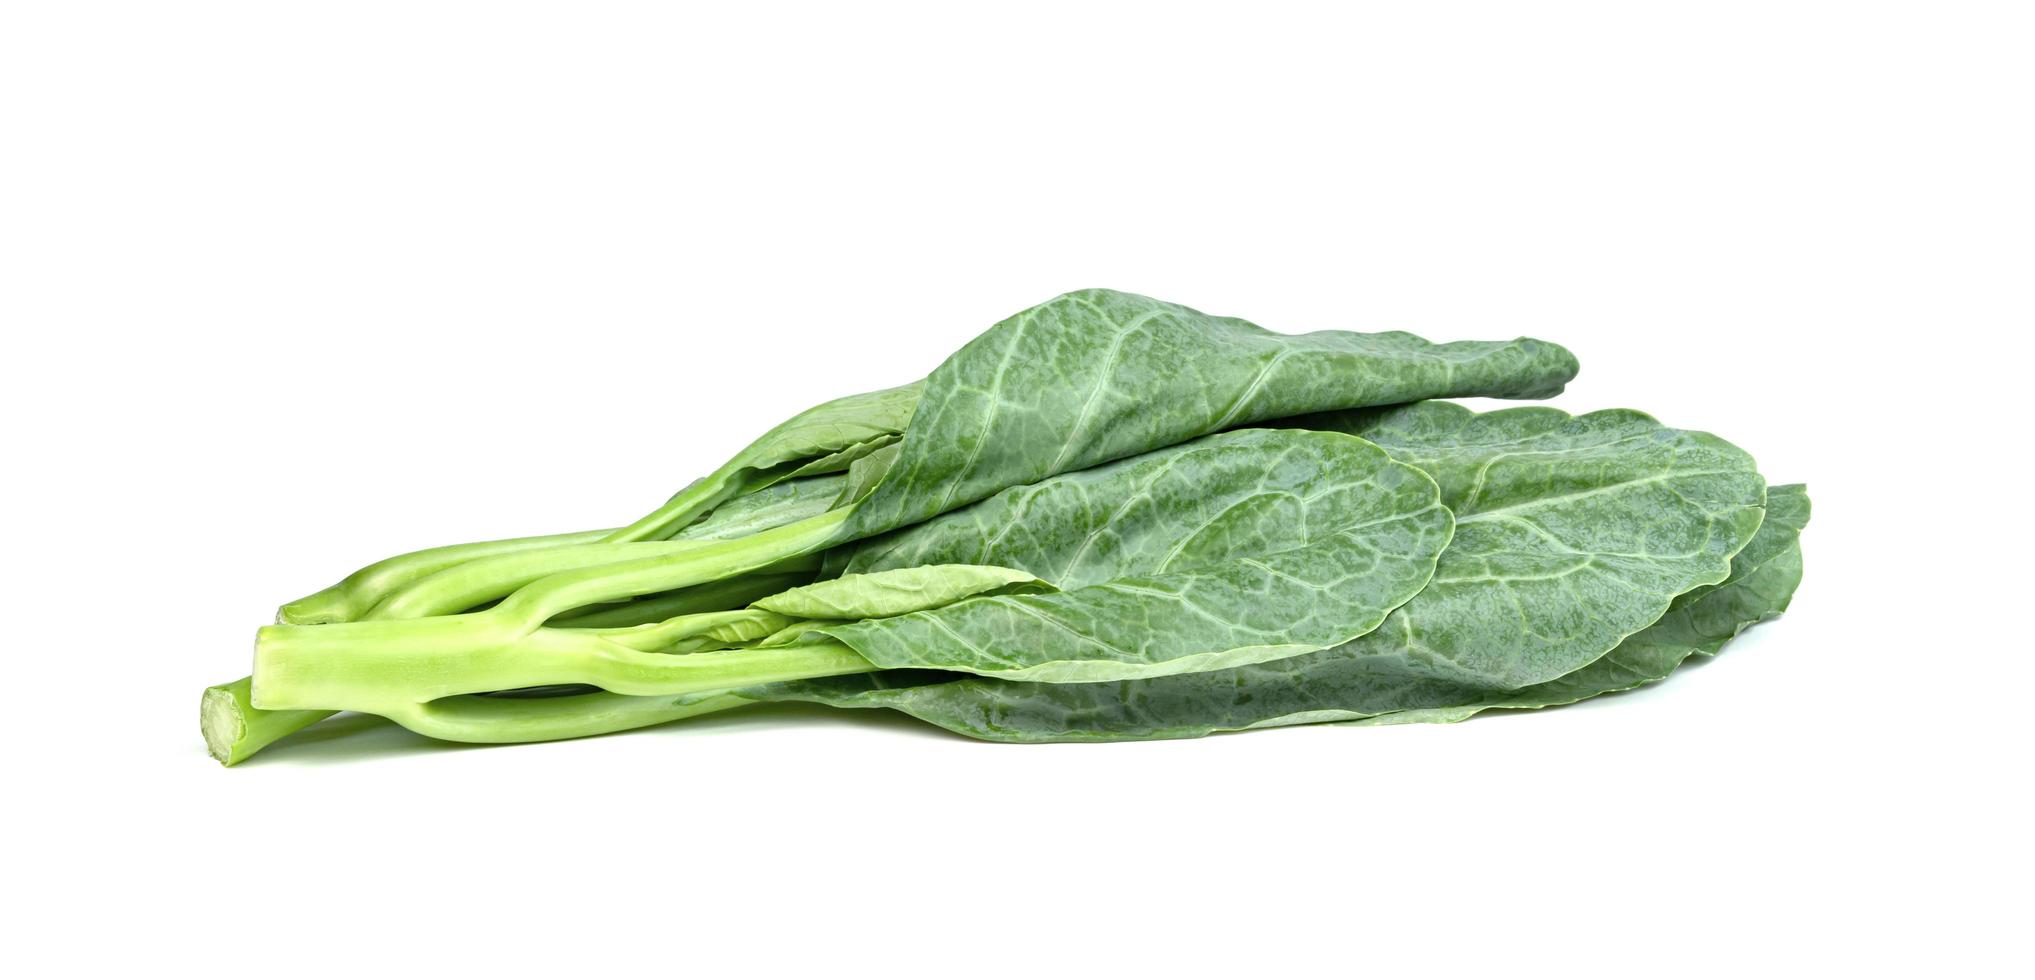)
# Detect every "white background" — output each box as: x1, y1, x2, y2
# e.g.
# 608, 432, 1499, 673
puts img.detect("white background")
4, 2, 2027, 976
